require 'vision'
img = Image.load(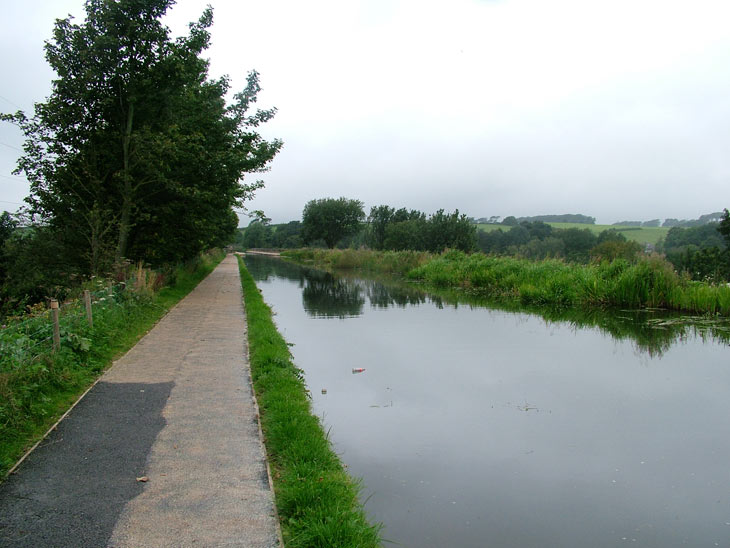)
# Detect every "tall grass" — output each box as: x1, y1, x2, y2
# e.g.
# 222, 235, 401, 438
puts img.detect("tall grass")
0, 249, 225, 477
238, 256, 381, 548
408, 251, 730, 315
283, 248, 730, 316
283, 248, 430, 275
